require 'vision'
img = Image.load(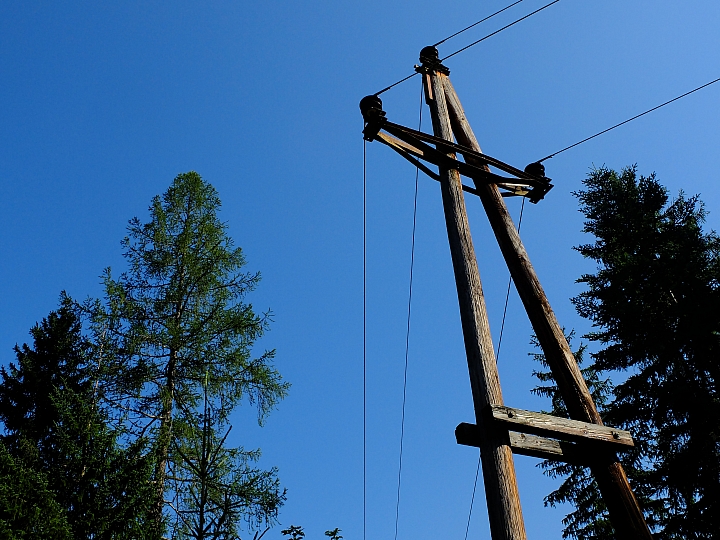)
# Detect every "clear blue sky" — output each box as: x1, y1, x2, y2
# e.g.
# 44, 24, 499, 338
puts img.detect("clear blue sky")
1, 1, 719, 539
